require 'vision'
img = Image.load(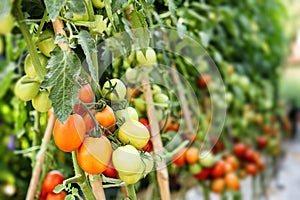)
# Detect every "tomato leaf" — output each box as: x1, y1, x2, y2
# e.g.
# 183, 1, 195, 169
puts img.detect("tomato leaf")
66, 0, 86, 15
42, 47, 81, 123
65, 195, 75, 200
78, 30, 97, 82
112, 0, 127, 13
103, 0, 115, 29
130, 10, 150, 49
53, 184, 65, 193
44, 0, 67, 20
